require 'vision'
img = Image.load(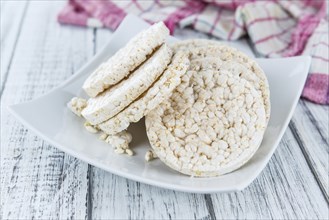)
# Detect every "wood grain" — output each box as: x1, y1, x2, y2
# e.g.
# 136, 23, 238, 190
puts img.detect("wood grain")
289, 100, 329, 200
1, 1, 93, 219
90, 170, 213, 219
211, 128, 328, 219
303, 101, 329, 139
1, 1, 28, 92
